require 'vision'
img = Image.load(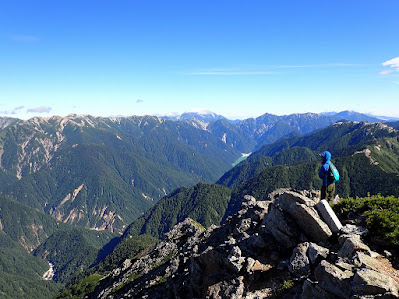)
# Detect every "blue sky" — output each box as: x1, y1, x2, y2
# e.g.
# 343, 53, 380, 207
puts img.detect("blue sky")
1, 0, 398, 120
